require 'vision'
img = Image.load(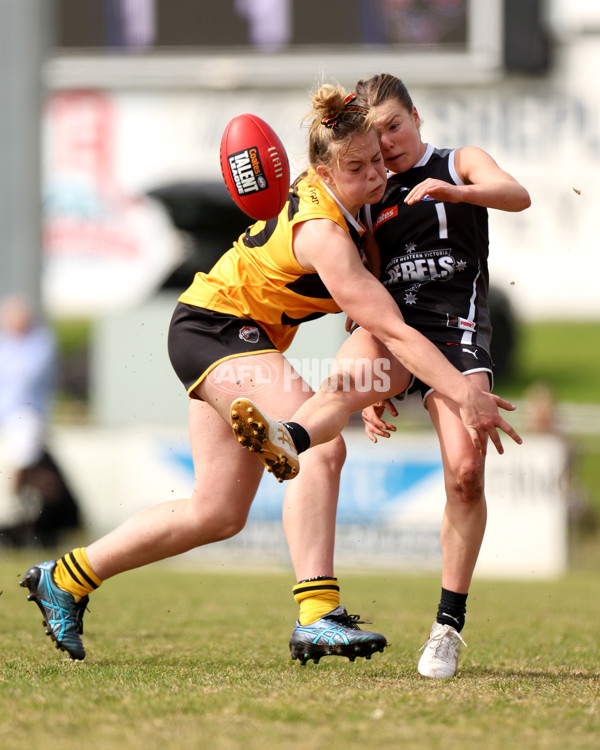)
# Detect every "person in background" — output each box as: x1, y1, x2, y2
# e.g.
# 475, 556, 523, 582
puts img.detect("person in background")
234, 0, 291, 51
0, 295, 80, 547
